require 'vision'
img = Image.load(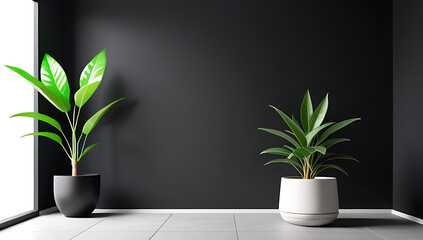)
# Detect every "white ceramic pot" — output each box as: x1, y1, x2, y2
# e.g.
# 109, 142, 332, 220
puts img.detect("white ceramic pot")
279, 176, 339, 226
